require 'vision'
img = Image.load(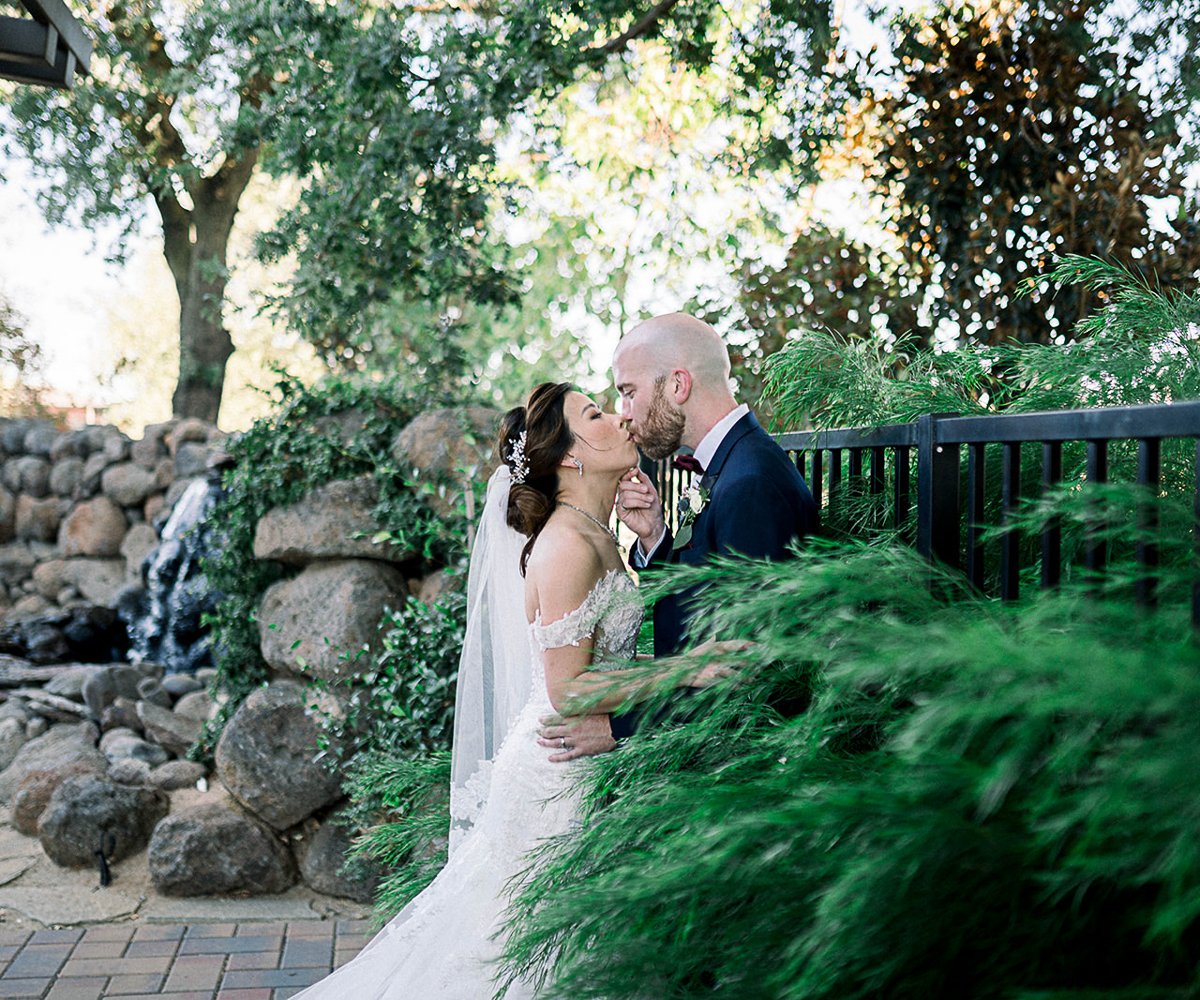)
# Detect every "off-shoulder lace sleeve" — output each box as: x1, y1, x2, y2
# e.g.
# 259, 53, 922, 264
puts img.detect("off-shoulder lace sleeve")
530, 569, 621, 651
